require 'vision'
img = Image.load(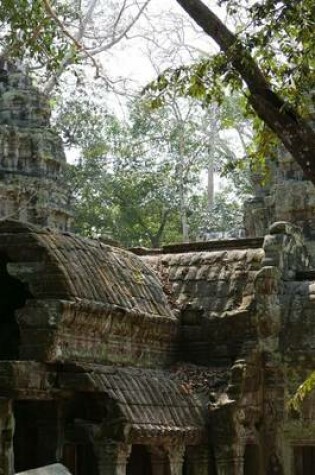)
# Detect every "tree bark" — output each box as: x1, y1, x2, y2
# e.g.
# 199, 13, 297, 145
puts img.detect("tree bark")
176, 0, 315, 185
